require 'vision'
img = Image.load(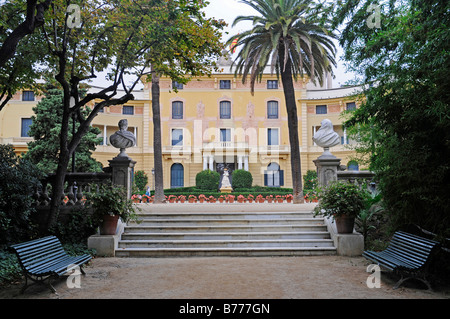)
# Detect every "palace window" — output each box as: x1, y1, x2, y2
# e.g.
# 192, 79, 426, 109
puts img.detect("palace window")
267, 80, 278, 89
172, 81, 184, 90
123, 105, 134, 115
219, 80, 231, 89
267, 101, 279, 119
264, 162, 284, 187
219, 101, 231, 119
346, 102, 356, 111
267, 128, 279, 146
172, 101, 183, 119
22, 91, 35, 101
316, 105, 327, 114
170, 163, 184, 188
171, 129, 183, 146
220, 128, 231, 142
21, 118, 33, 137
